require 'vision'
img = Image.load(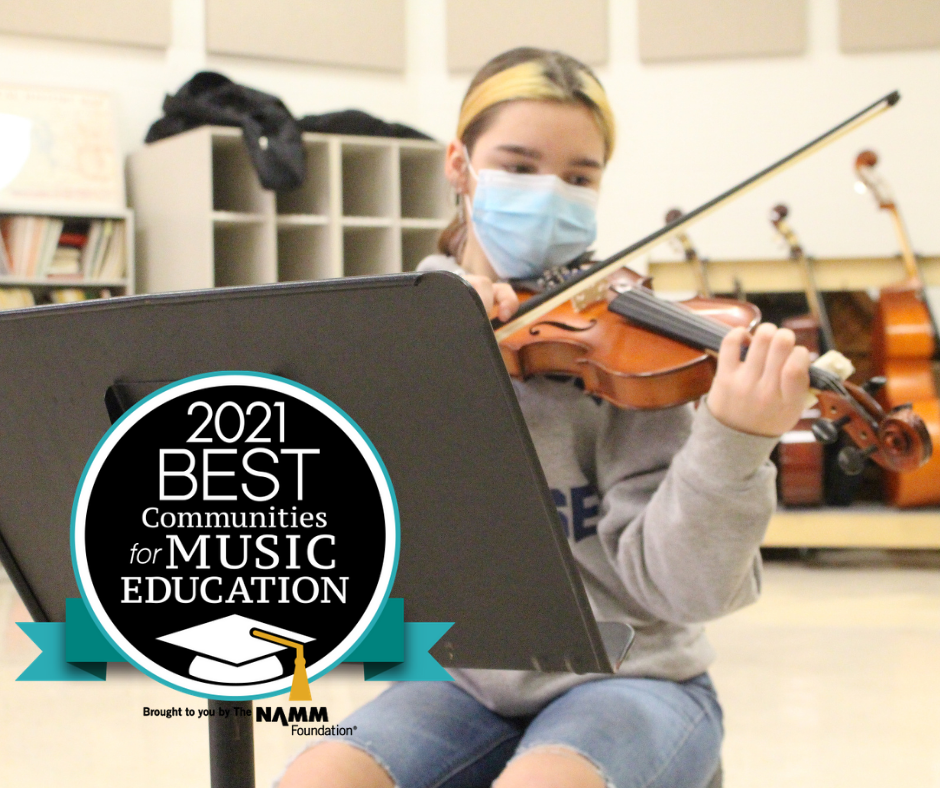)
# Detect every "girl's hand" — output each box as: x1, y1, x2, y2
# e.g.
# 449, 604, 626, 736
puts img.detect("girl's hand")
706, 324, 811, 437
466, 274, 519, 322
